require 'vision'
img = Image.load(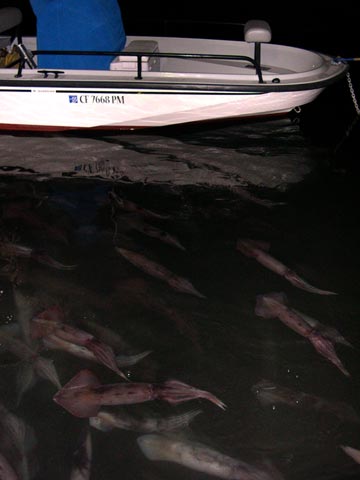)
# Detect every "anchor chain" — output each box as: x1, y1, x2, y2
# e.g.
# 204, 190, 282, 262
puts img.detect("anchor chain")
334, 70, 360, 155
346, 71, 360, 116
